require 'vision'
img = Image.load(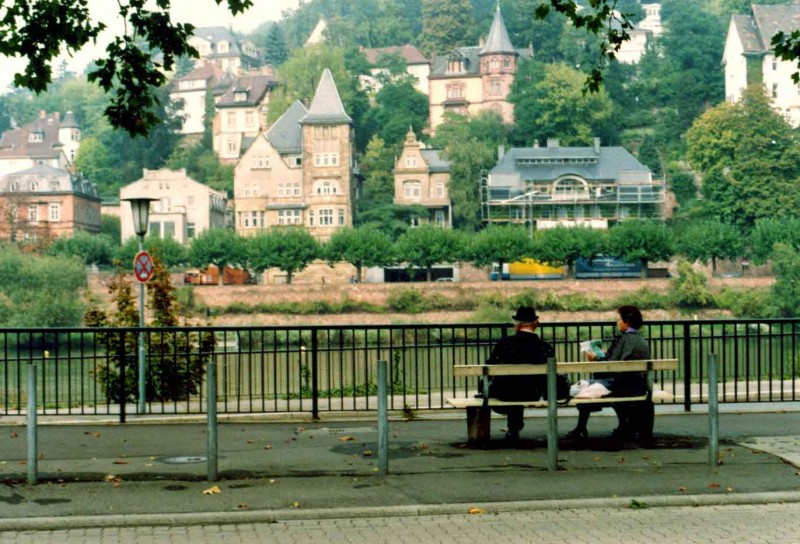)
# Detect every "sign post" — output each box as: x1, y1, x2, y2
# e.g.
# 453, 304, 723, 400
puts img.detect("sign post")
134, 250, 153, 414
